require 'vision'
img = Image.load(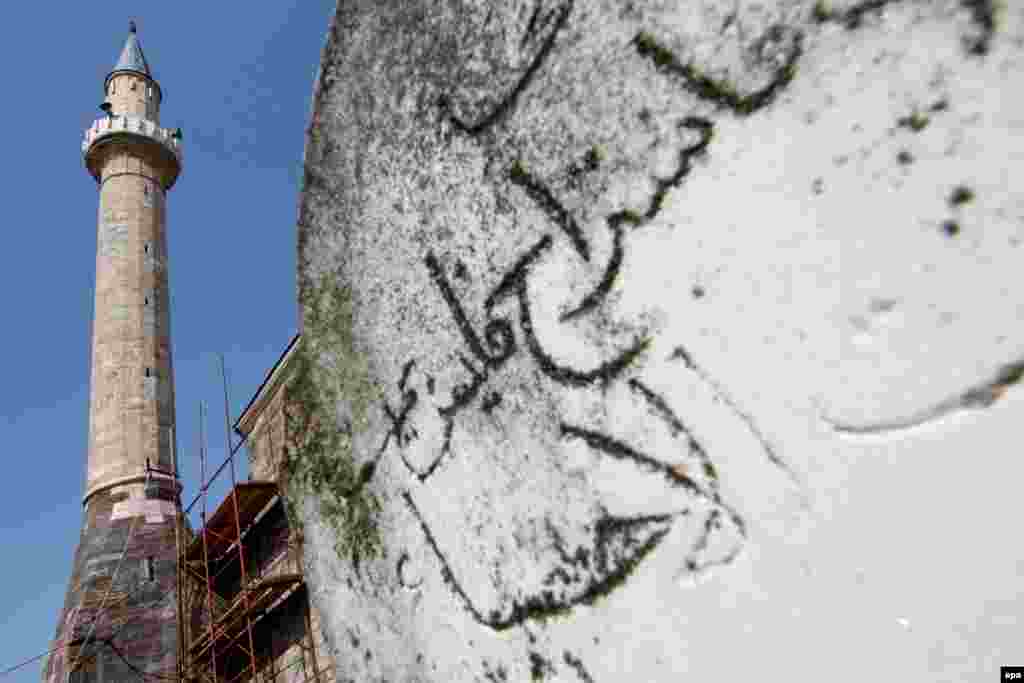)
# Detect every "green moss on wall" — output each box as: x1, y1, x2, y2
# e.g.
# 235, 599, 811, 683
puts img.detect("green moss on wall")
283, 273, 384, 573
